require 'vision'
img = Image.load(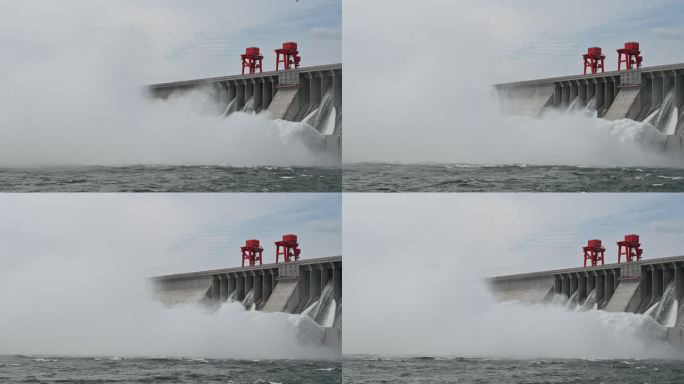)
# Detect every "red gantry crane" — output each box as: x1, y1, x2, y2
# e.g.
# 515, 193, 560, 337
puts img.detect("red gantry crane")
617, 42, 643, 71
583, 47, 605, 75
241, 239, 264, 267
617, 234, 643, 263
241, 47, 264, 75
275, 234, 301, 263
275, 42, 301, 71
583, 239, 606, 267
